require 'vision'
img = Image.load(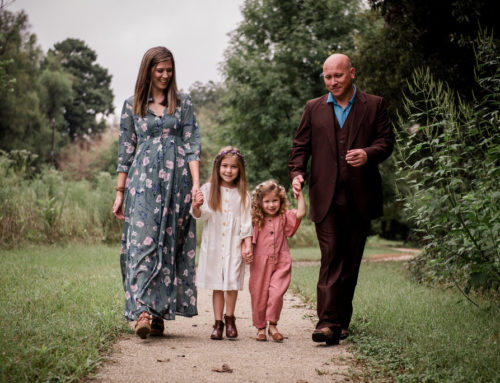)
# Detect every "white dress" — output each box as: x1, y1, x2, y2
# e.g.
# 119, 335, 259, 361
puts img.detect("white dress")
191, 183, 252, 290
